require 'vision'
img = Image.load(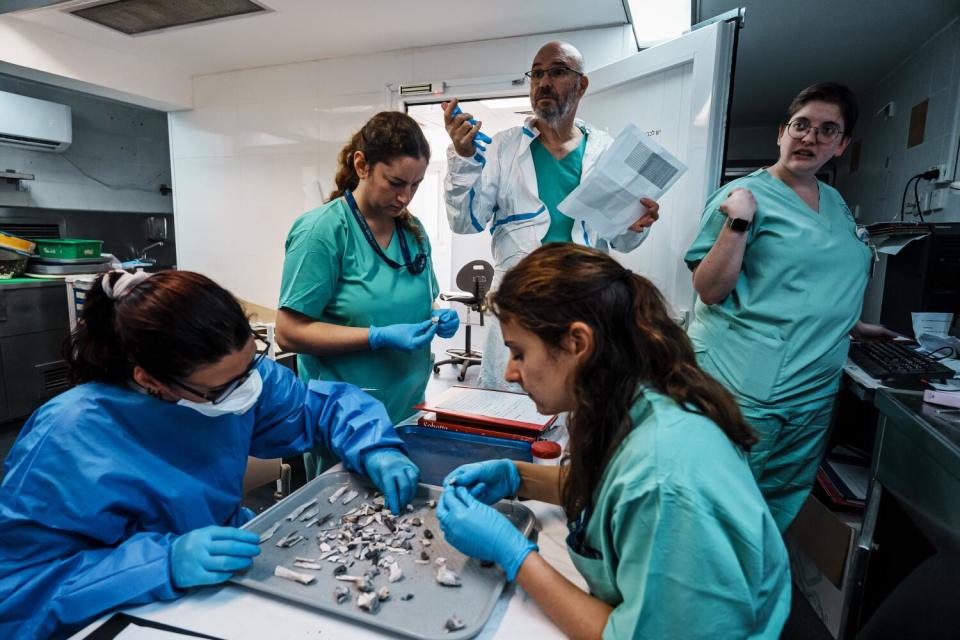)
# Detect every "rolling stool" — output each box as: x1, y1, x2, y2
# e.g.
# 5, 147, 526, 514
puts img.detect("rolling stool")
433, 260, 494, 382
